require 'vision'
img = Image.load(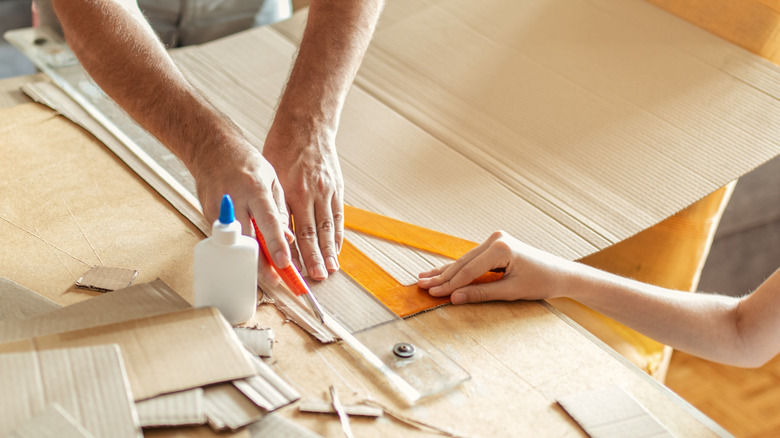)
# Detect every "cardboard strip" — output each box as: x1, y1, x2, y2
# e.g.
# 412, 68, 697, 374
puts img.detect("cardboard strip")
0, 277, 61, 321
232, 355, 300, 412
0, 307, 257, 401
557, 386, 673, 438
246, 414, 323, 438
0, 345, 140, 438
136, 388, 205, 428
0, 278, 190, 344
